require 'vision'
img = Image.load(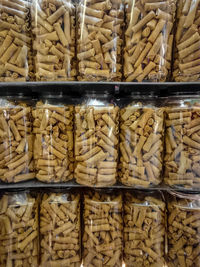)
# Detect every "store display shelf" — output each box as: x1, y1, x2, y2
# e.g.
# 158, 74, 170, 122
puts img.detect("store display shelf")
0, 179, 199, 193
0, 82, 199, 96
